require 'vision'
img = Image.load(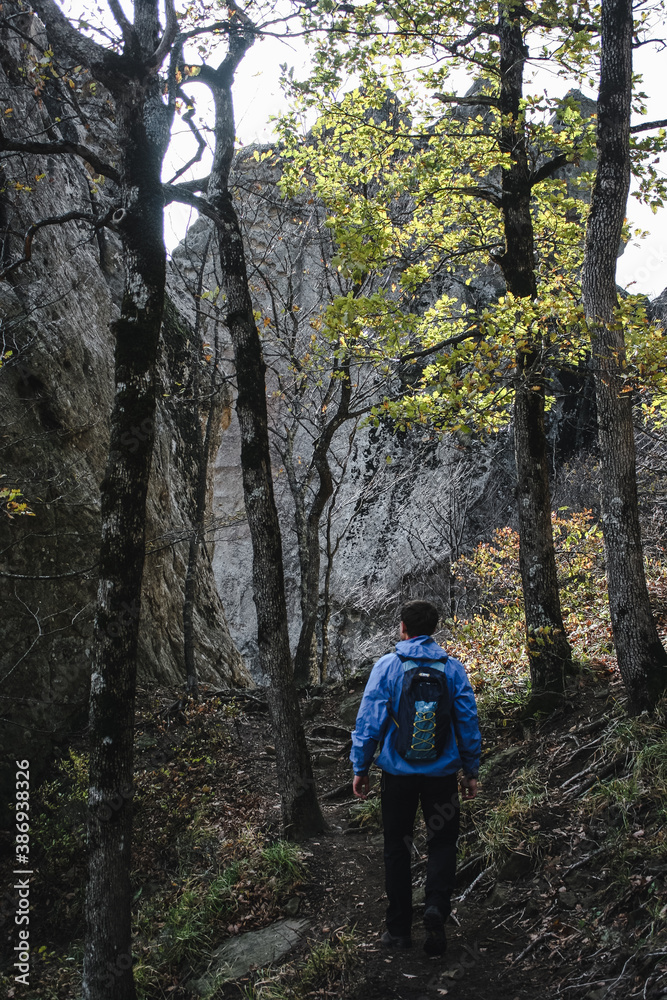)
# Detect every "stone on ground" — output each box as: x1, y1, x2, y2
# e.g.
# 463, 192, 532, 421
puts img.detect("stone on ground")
191, 918, 310, 993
